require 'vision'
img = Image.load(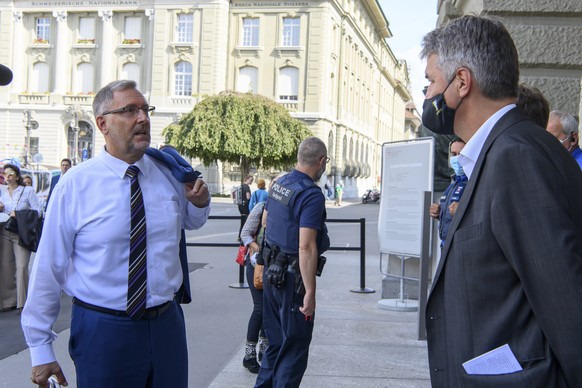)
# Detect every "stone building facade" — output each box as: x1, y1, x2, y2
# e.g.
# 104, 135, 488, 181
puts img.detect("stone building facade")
437, 0, 582, 123
0, 0, 413, 197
